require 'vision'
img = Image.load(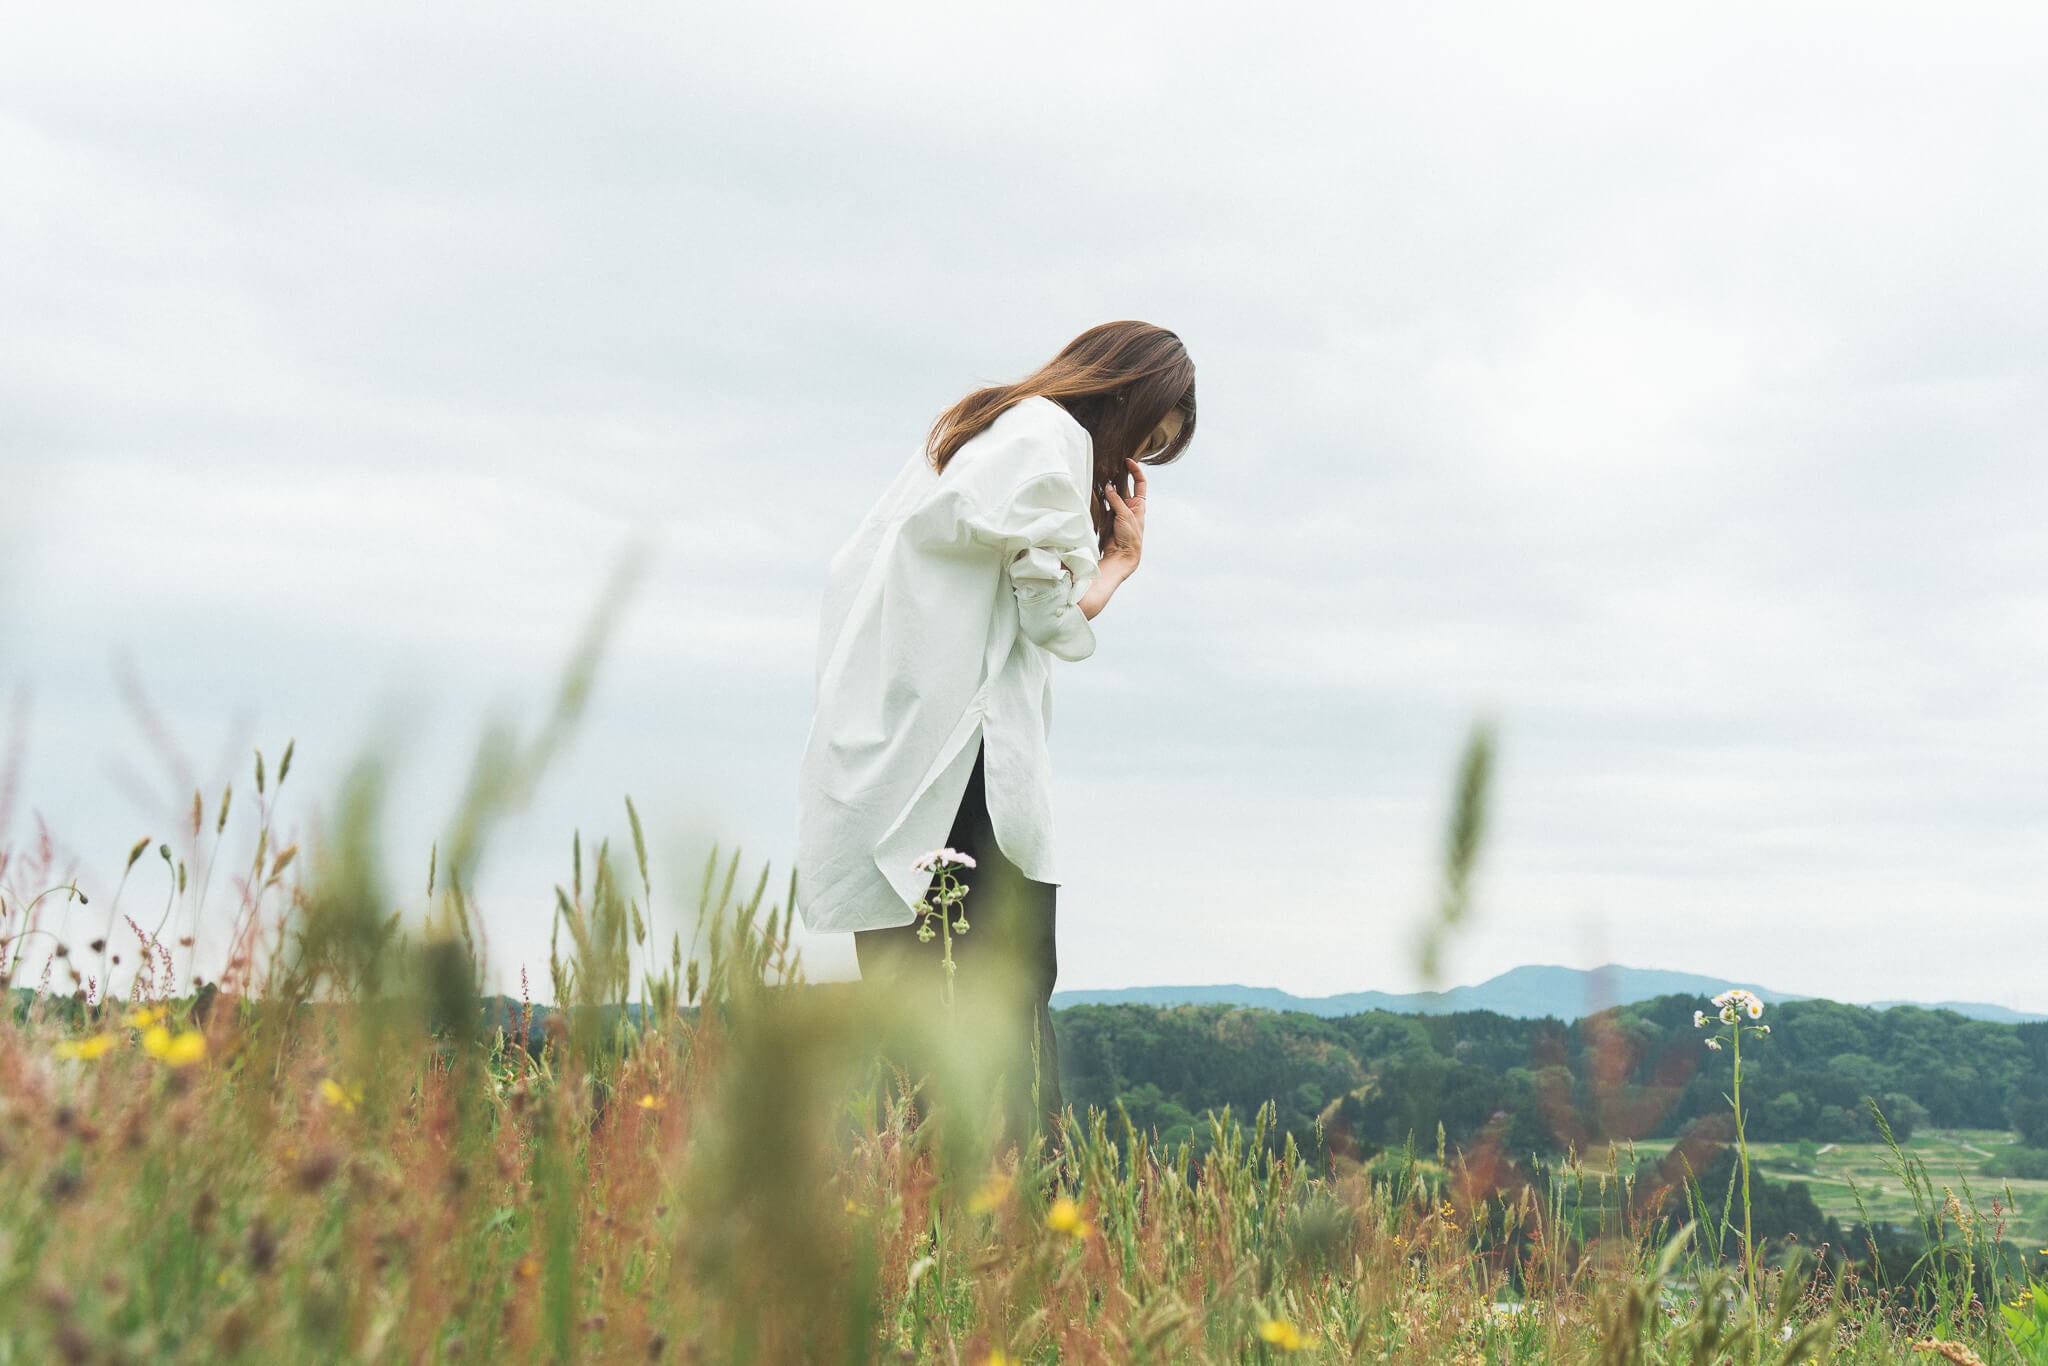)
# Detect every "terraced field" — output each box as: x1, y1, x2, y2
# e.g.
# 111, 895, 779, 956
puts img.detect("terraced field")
1626, 1129, 2048, 1246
